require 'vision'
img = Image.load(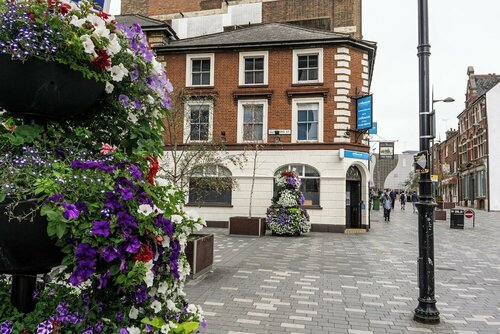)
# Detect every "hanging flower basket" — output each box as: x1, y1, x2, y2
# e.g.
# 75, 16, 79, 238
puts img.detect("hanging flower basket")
0, 199, 63, 275
0, 55, 104, 119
